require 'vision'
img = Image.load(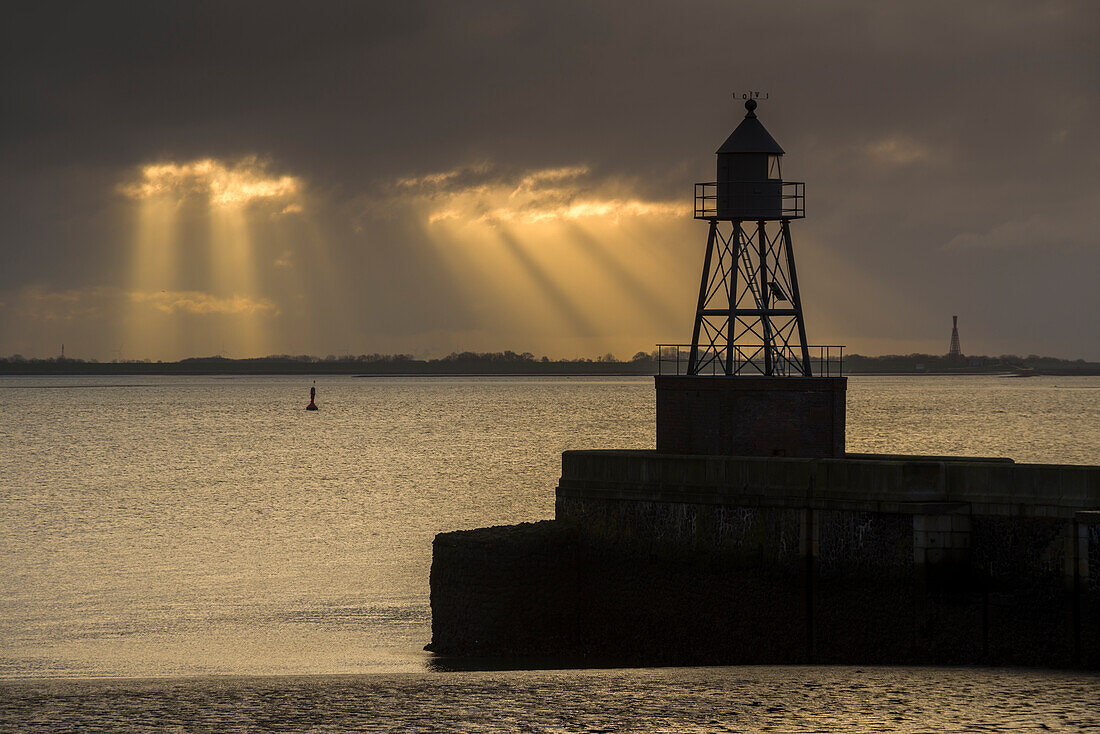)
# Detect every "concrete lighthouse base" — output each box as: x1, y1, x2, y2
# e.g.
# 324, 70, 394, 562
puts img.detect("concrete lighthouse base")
655, 375, 847, 458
